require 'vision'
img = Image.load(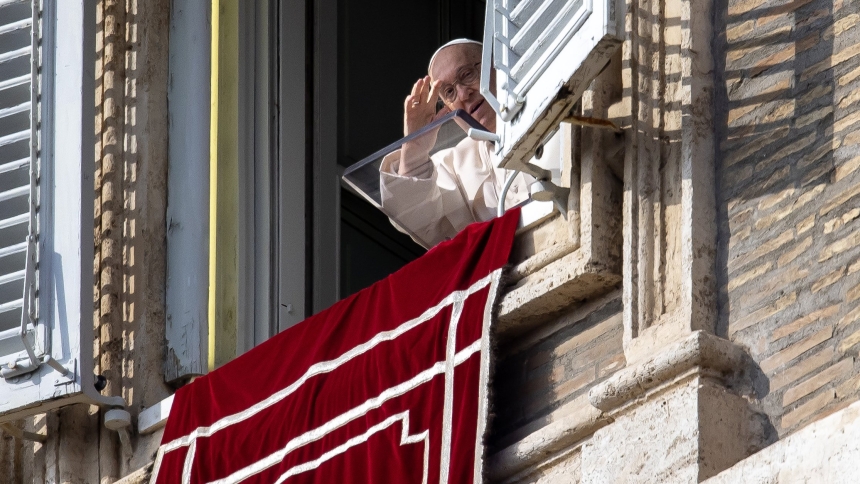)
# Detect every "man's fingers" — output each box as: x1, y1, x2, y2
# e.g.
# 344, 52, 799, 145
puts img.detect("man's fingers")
423, 77, 435, 104
404, 77, 438, 137
410, 78, 423, 98
427, 79, 440, 104
416, 78, 424, 93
